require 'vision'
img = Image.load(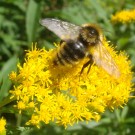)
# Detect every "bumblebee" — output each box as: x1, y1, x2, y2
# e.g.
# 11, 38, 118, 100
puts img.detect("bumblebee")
40, 18, 120, 78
